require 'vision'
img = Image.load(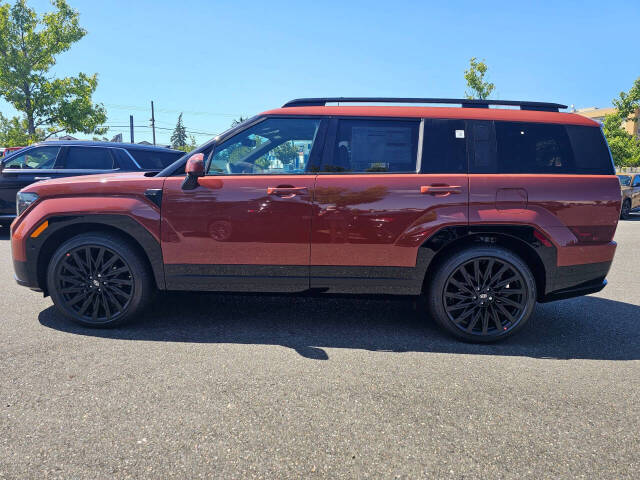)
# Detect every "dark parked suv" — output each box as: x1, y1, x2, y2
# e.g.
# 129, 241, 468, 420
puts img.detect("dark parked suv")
0, 141, 184, 225
10, 98, 621, 342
